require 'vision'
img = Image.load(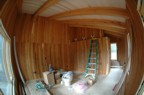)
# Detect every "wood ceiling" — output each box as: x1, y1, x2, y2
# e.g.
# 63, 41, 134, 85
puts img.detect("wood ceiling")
22, 0, 129, 38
